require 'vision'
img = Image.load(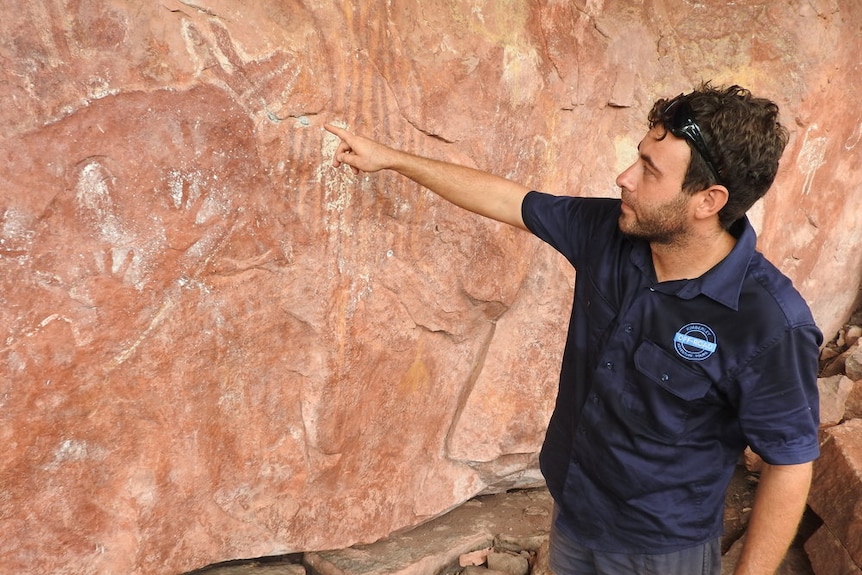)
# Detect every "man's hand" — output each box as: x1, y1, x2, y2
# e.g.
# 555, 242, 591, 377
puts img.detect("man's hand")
325, 124, 399, 174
